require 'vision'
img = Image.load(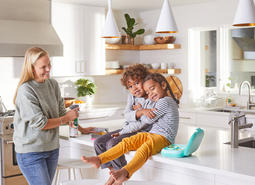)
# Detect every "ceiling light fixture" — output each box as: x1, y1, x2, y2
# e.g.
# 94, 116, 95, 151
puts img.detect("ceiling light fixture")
102, 0, 120, 38
156, 0, 178, 33
233, 0, 255, 26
